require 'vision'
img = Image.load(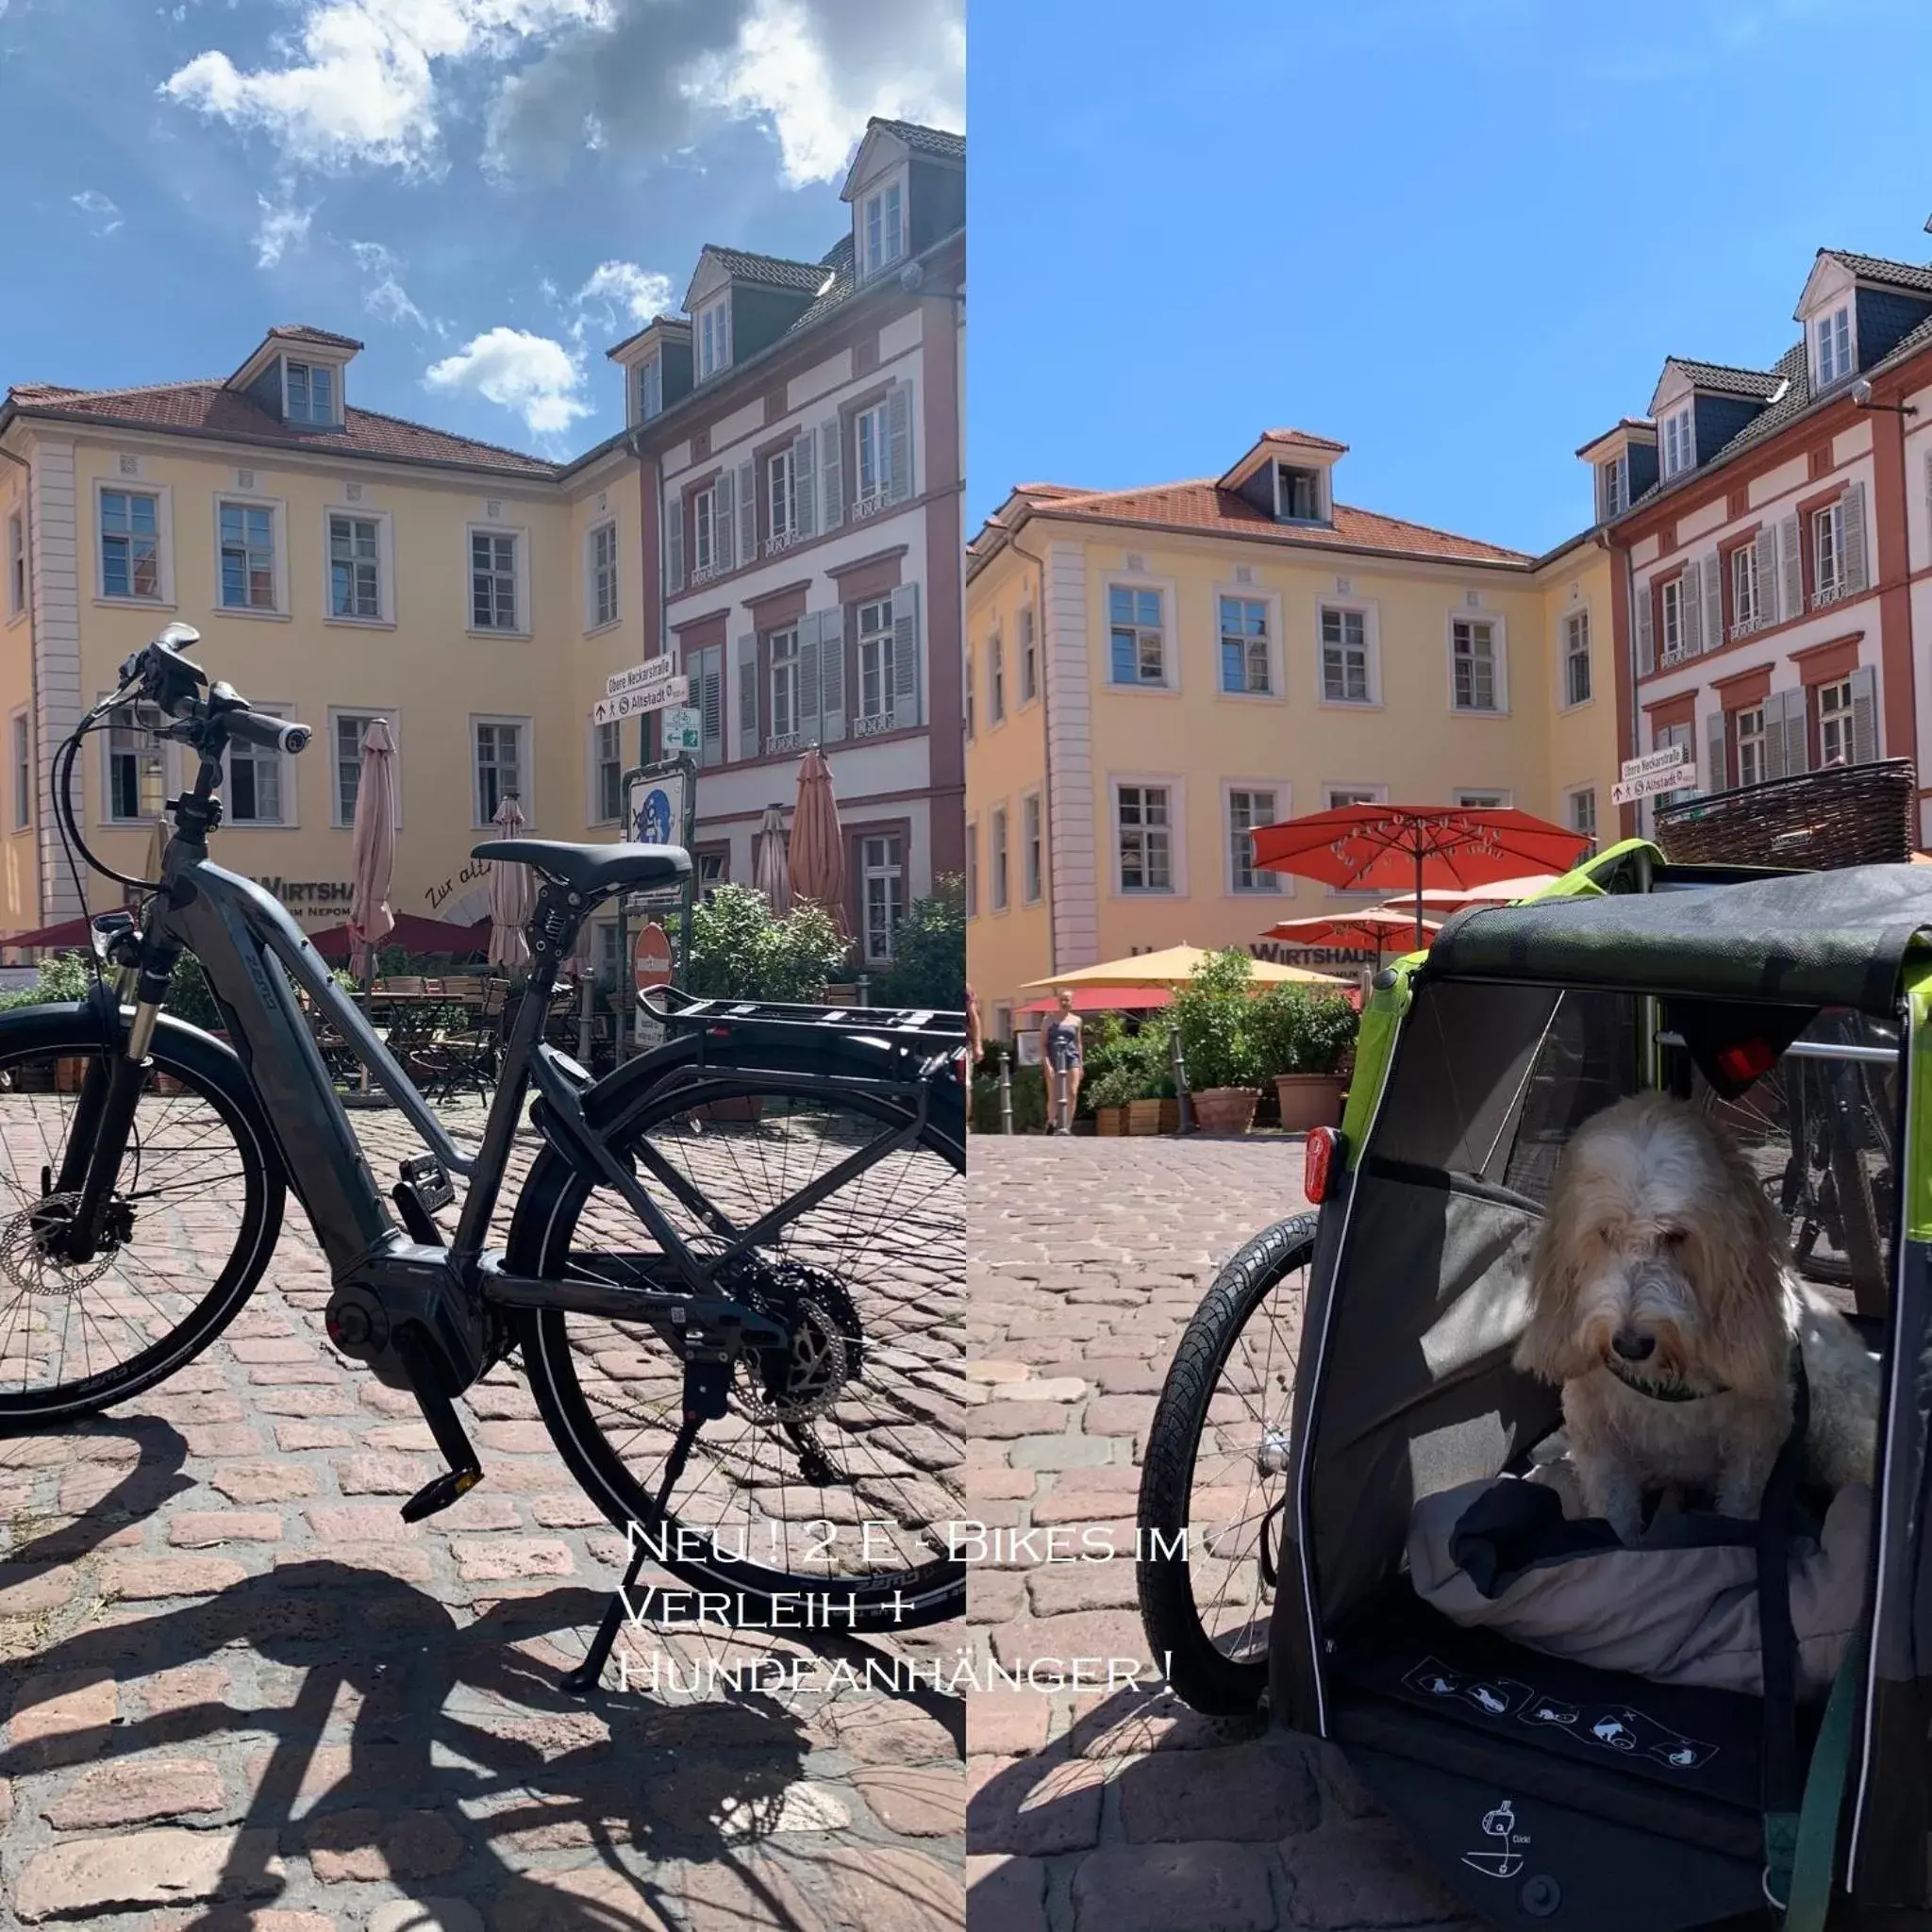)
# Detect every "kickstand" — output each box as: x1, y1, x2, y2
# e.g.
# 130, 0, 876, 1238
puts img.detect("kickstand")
563, 1408, 705, 1697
